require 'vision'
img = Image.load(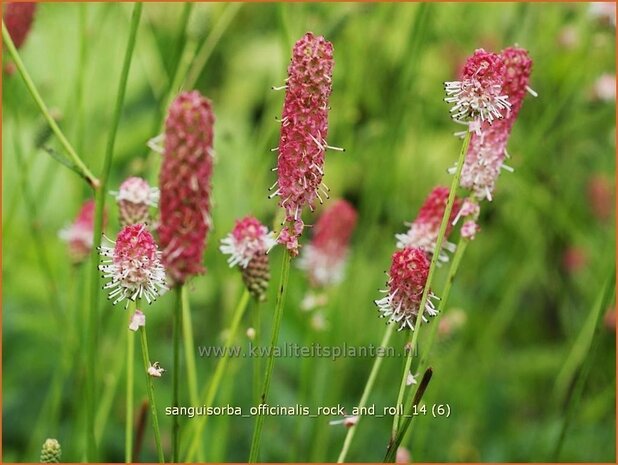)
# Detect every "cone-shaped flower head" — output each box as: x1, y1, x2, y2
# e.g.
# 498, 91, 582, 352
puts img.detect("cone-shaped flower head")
272, 32, 334, 256
445, 48, 510, 126
59, 199, 104, 264
375, 247, 439, 331
158, 91, 214, 284
396, 187, 461, 262
459, 47, 533, 201
113, 176, 159, 227
4, 2, 36, 49
99, 224, 168, 306
298, 199, 357, 287
40, 438, 61, 463
220, 216, 276, 301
